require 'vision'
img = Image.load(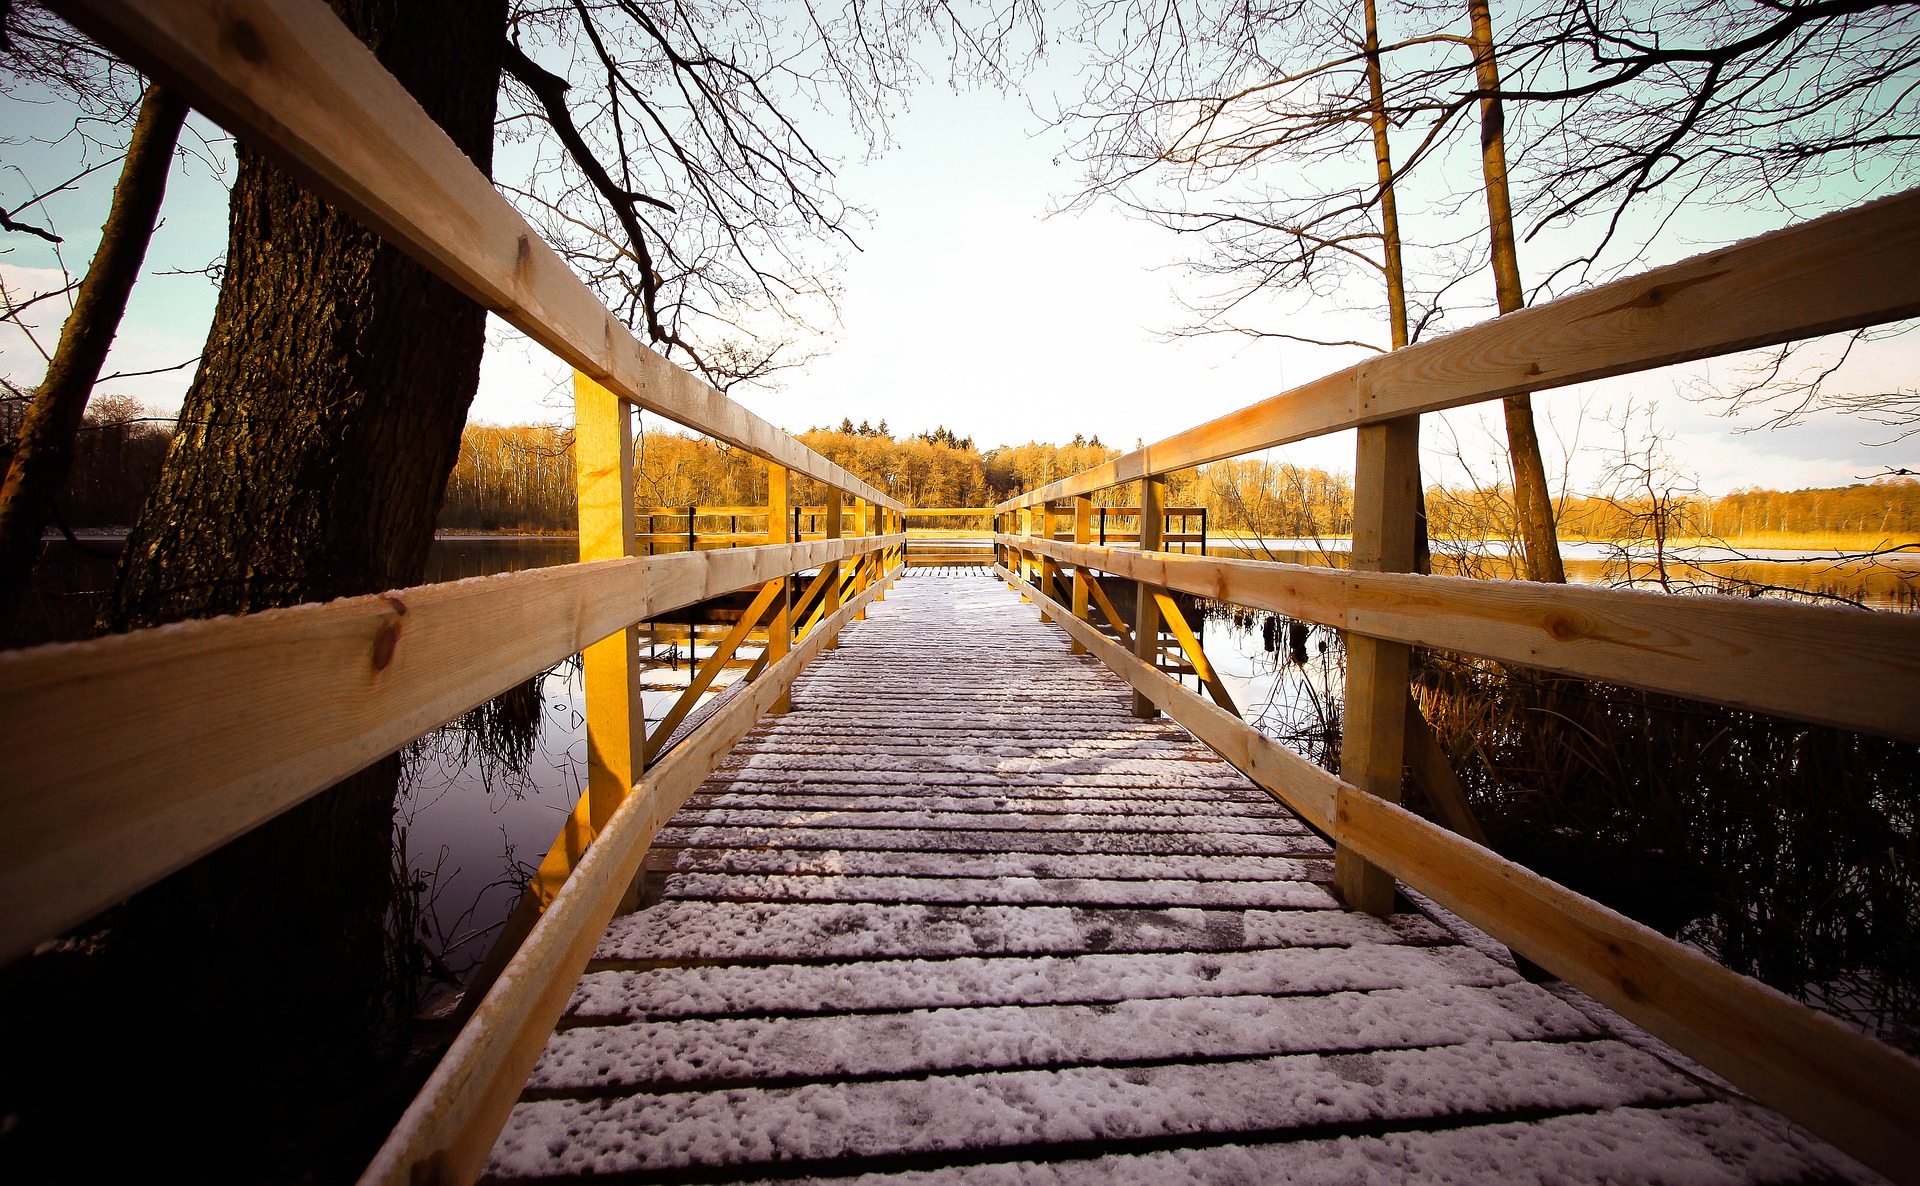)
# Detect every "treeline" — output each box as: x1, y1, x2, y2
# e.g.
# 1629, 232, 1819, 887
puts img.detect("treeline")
40, 410, 1920, 543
